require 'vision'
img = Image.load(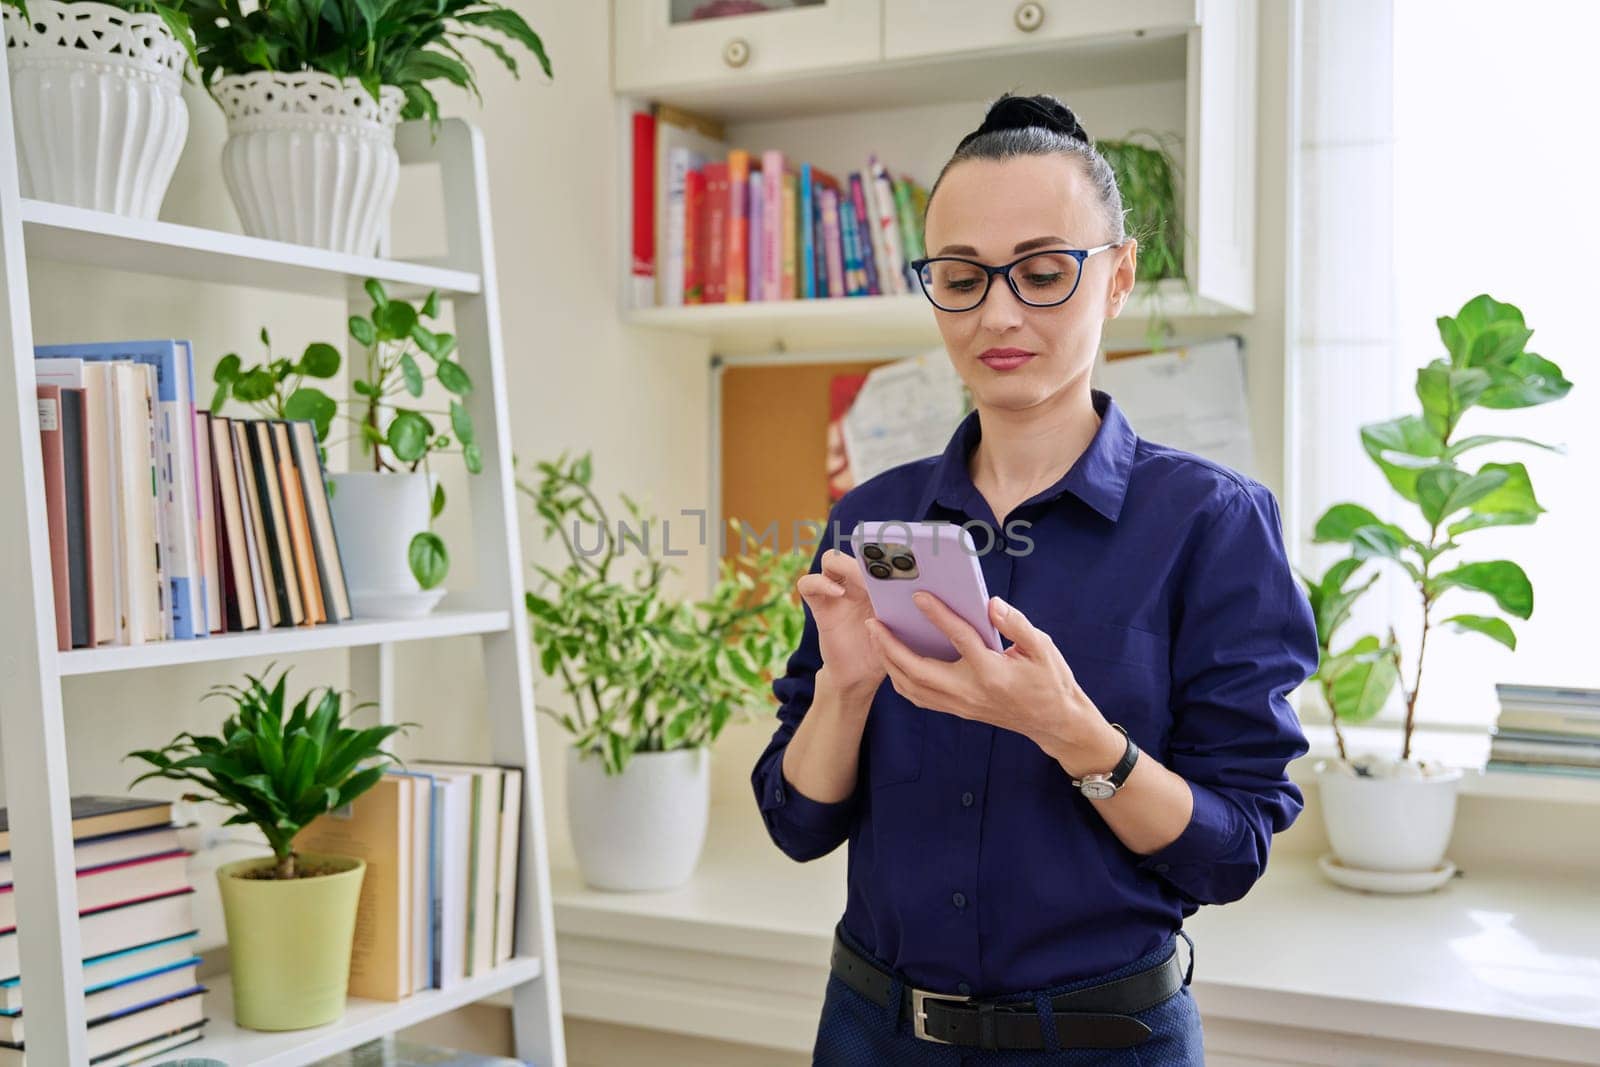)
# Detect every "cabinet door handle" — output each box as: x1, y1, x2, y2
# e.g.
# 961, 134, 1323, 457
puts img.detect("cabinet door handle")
723, 37, 751, 68
1014, 1, 1045, 33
